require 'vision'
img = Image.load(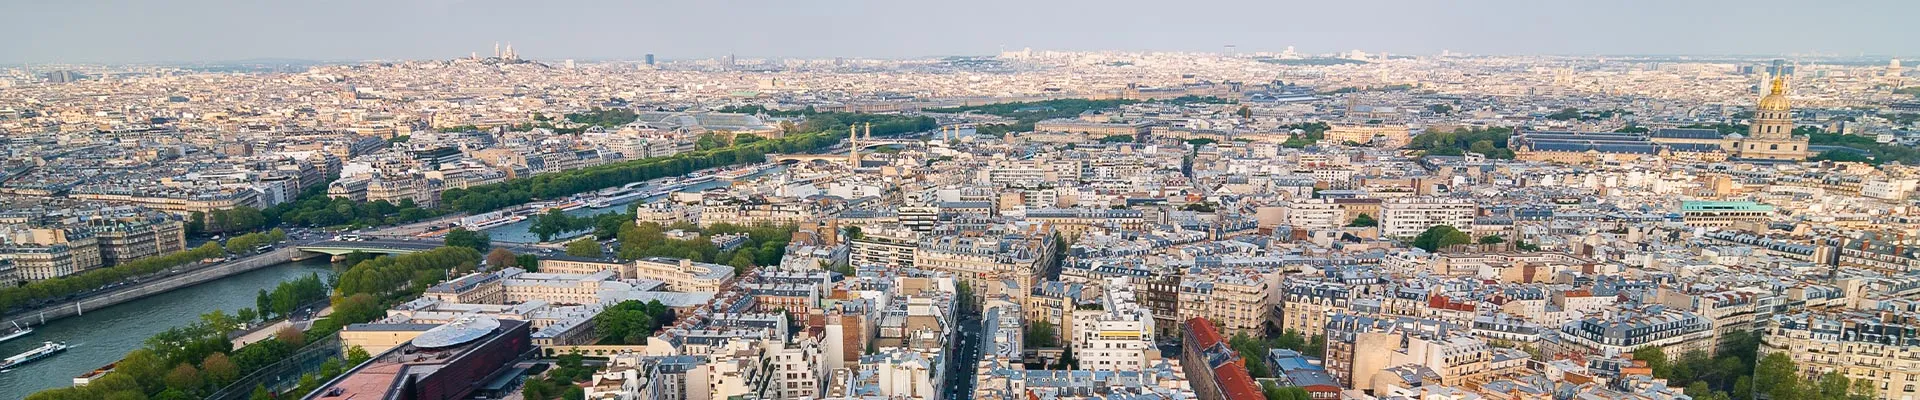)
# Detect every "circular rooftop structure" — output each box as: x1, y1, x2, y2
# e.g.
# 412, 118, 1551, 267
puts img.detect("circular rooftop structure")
412, 316, 500, 349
